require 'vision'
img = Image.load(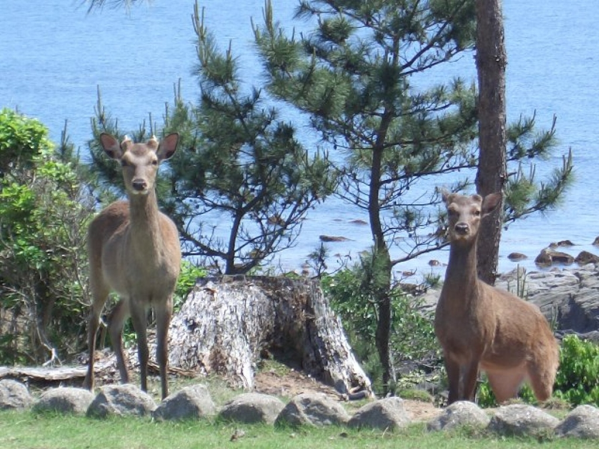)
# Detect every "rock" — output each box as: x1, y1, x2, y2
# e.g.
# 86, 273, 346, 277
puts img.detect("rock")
427, 401, 489, 432
555, 404, 599, 439
275, 392, 350, 427
535, 248, 574, 267
593, 236, 599, 246
0, 379, 33, 410
86, 384, 157, 418
33, 387, 94, 415
487, 404, 559, 437
219, 392, 285, 424
508, 252, 527, 261
349, 219, 368, 226
575, 251, 599, 265
428, 260, 443, 267
550, 240, 575, 248
153, 384, 216, 421
319, 235, 350, 242
347, 397, 411, 431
